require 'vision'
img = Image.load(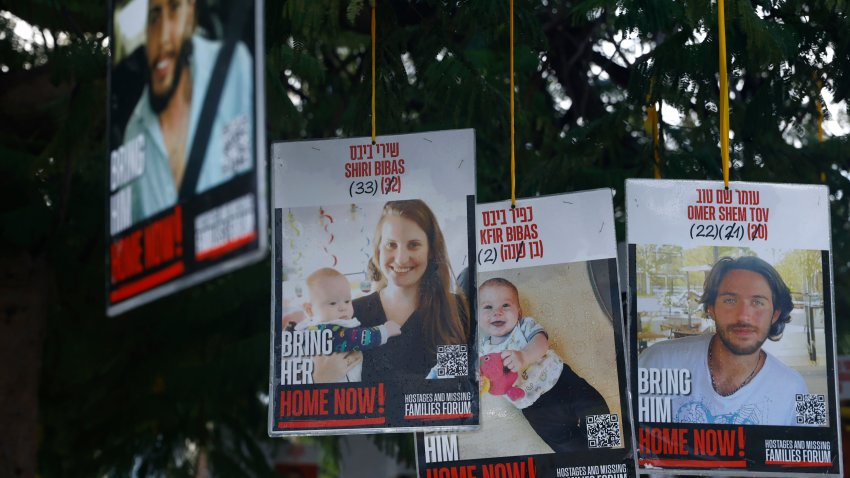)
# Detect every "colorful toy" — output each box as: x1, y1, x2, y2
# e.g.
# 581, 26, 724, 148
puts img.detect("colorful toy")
479, 352, 525, 400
